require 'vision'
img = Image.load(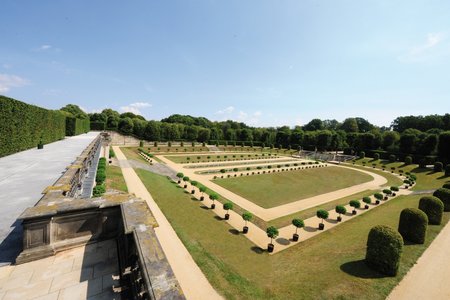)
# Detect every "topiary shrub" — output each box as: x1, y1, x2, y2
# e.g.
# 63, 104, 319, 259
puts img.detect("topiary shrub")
398, 208, 428, 244
445, 164, 450, 176
443, 183, 450, 189
92, 184, 106, 197
418, 196, 444, 225
434, 162, 443, 172
433, 188, 450, 211
404, 156, 412, 165
365, 225, 403, 276
389, 154, 396, 162
359, 151, 365, 159
373, 153, 380, 160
